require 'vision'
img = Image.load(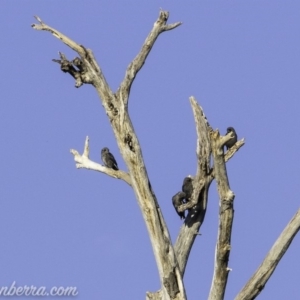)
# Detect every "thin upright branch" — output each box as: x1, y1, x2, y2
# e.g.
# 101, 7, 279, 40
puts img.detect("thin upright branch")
118, 10, 182, 106
235, 209, 300, 300
175, 97, 212, 275
209, 130, 235, 300
70, 136, 132, 186
177, 97, 212, 213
